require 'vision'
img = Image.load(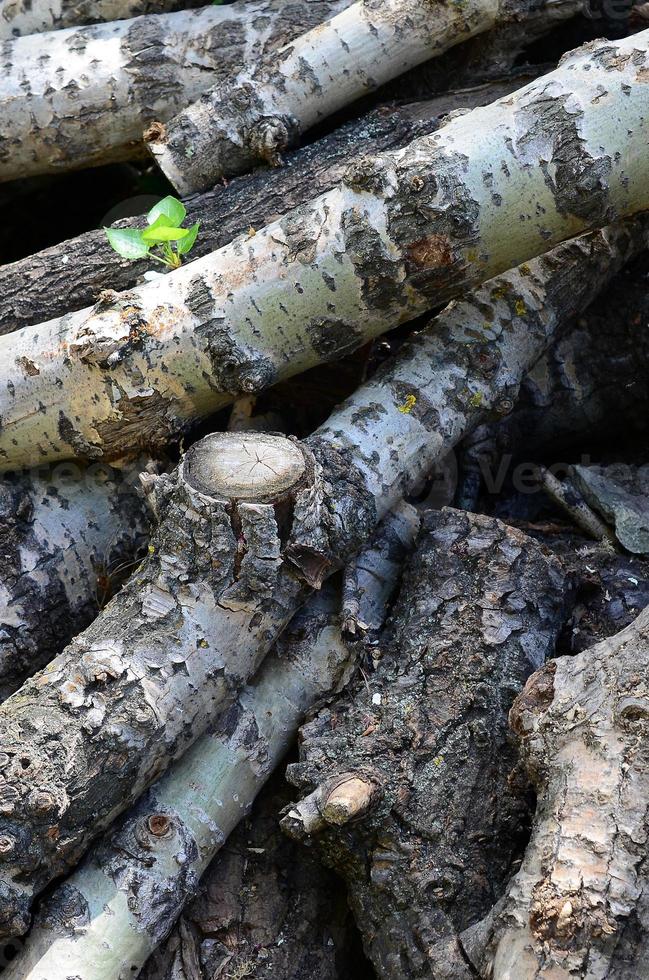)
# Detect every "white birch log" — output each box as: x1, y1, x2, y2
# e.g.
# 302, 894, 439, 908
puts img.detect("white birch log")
3, 31, 649, 472
0, 0, 352, 181
0, 461, 150, 702
1, 581, 356, 980
0, 0, 201, 39
0, 219, 642, 940
463, 605, 649, 979
145, 0, 506, 193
